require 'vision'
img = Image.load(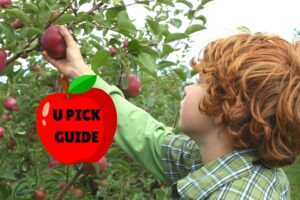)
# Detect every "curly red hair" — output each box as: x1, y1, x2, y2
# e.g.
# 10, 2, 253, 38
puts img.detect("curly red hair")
191, 33, 300, 168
